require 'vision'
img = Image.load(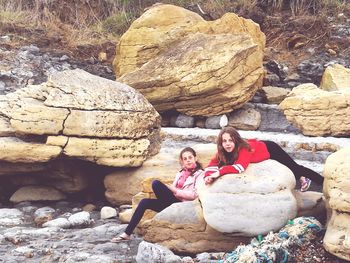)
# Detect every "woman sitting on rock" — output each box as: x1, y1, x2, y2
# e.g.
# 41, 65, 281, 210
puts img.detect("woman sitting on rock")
204, 126, 323, 191
111, 147, 203, 242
